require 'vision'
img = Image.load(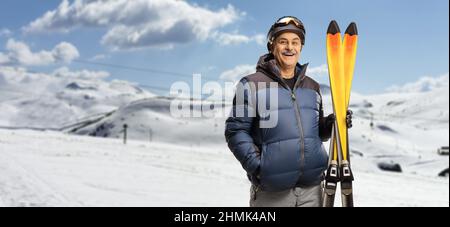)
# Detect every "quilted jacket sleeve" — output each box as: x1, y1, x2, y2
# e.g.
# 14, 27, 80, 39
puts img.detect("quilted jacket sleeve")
224, 78, 261, 176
